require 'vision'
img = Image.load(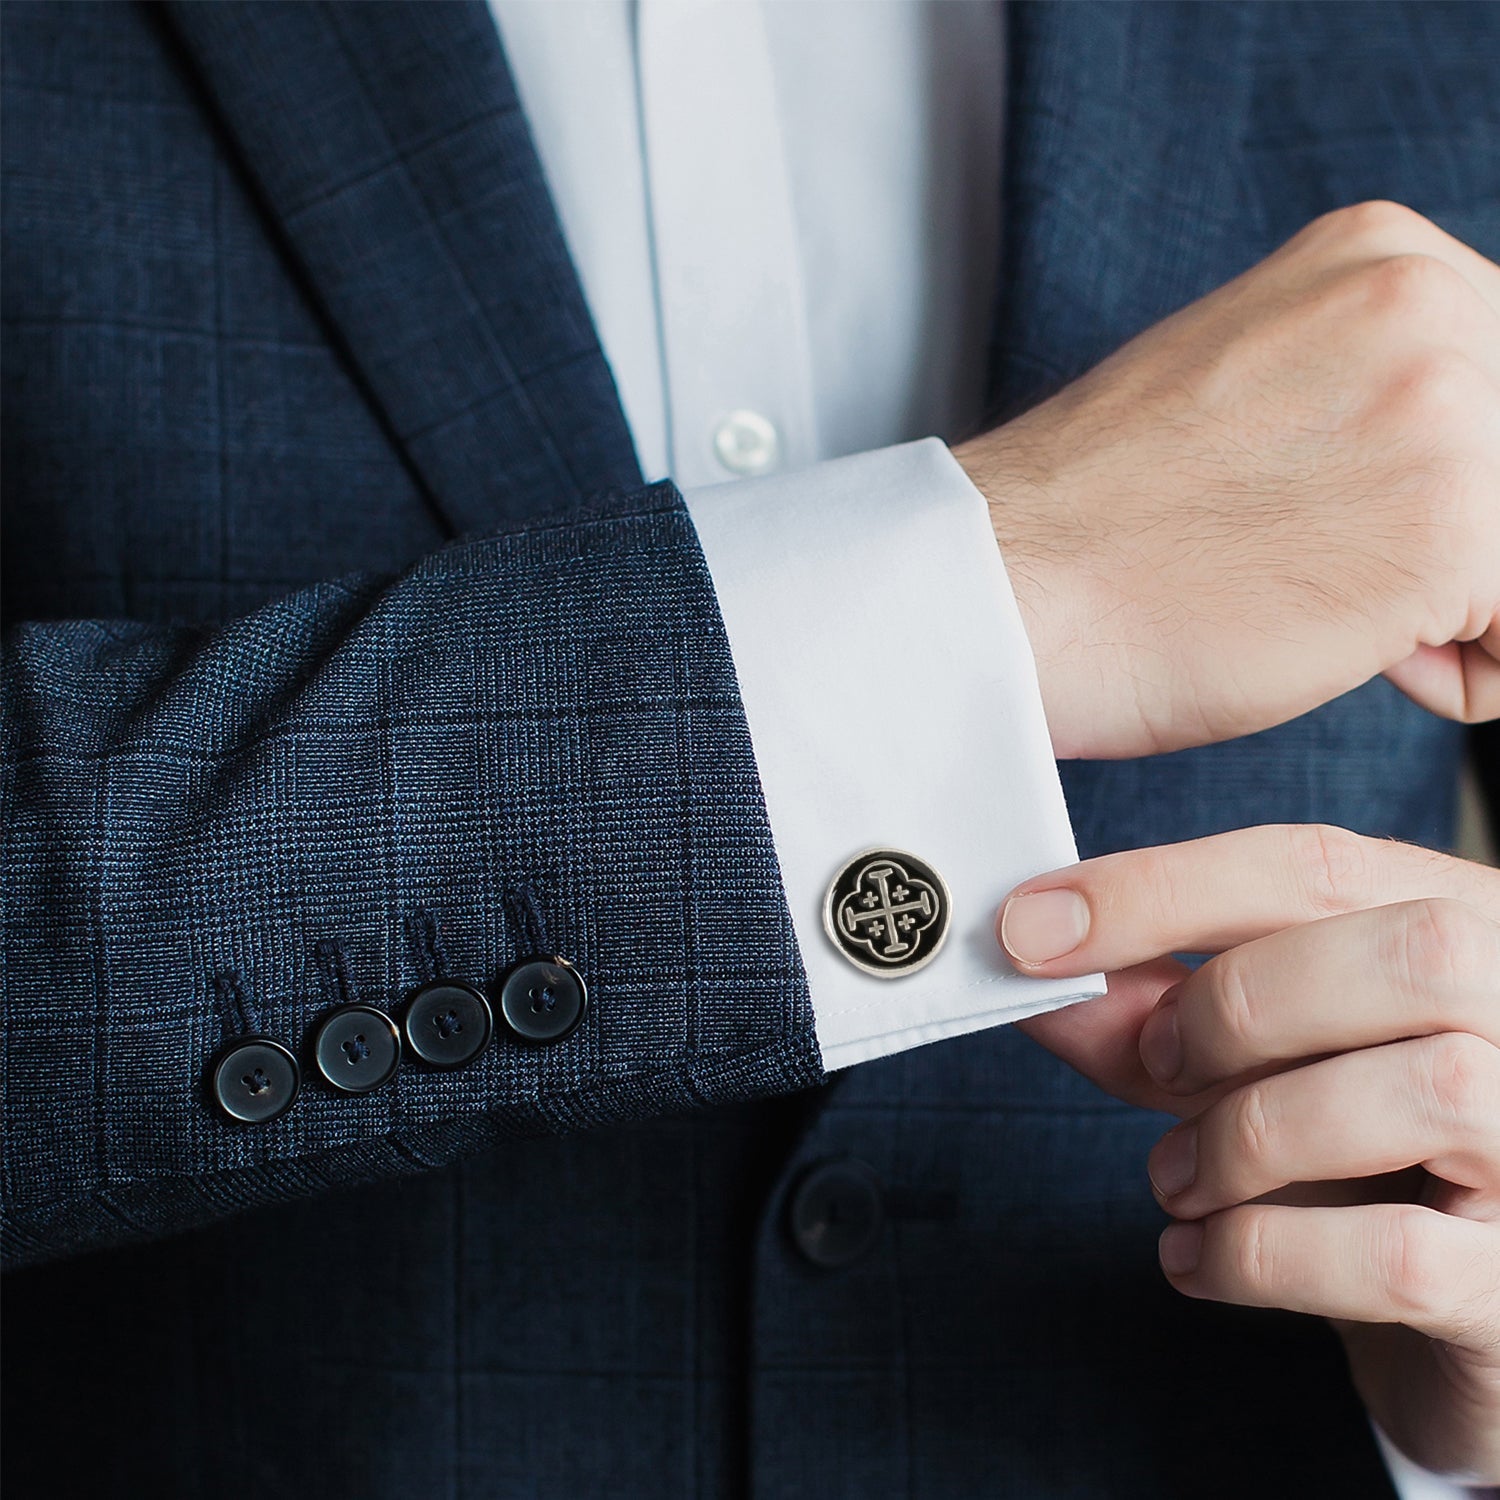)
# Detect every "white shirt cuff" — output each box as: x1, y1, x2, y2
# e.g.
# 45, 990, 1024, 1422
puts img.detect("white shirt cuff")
683, 438, 1104, 1070
1376, 1424, 1500, 1500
